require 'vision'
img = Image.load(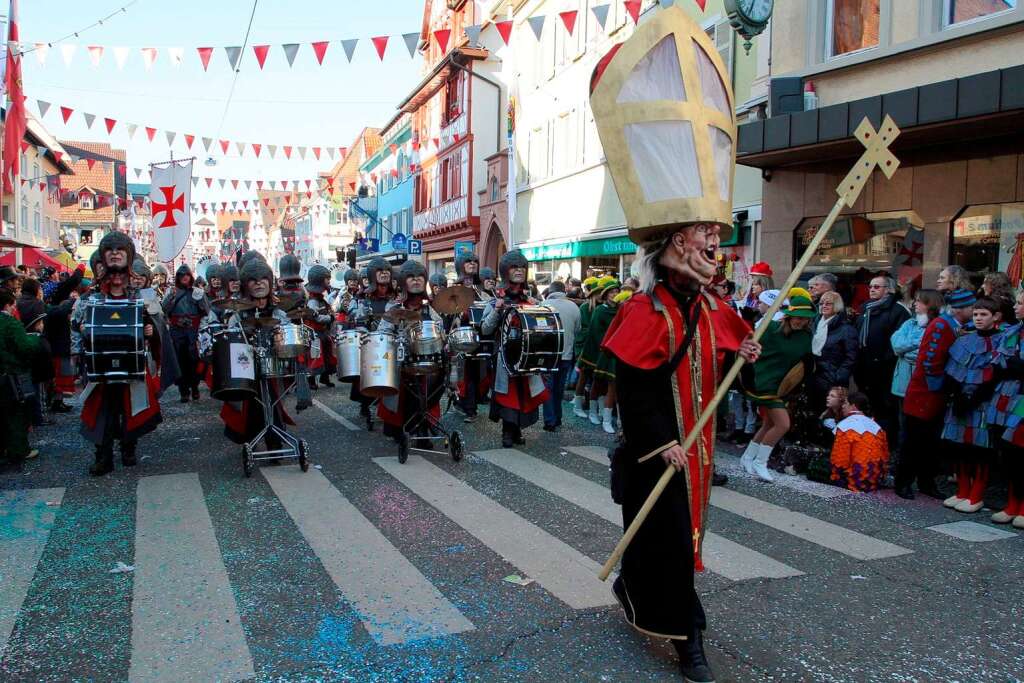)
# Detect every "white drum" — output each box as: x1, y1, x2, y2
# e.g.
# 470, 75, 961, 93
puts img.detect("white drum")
360, 331, 399, 398
273, 322, 311, 358
335, 329, 363, 381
